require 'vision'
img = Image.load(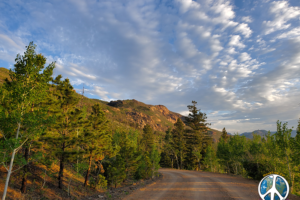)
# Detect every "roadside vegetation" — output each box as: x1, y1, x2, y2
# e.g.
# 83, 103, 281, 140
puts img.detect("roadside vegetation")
160, 102, 300, 196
